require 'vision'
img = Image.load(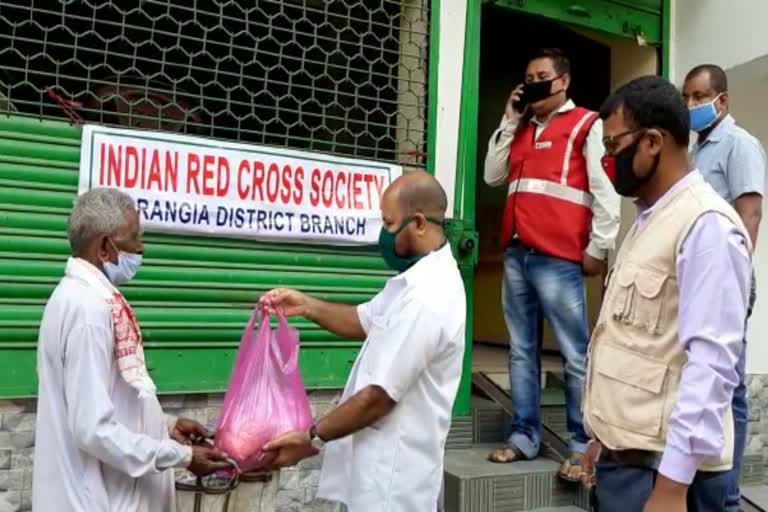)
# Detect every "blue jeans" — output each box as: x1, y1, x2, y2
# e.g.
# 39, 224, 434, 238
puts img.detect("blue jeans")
502, 246, 590, 457
702, 272, 756, 511
594, 460, 730, 512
